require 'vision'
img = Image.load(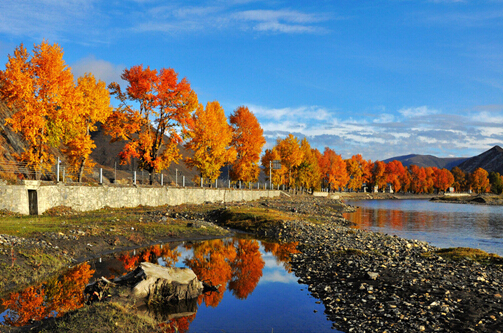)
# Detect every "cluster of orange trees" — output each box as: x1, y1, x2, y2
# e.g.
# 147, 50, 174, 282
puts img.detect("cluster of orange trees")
0, 41, 265, 185
261, 134, 496, 193
1, 41, 500, 193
